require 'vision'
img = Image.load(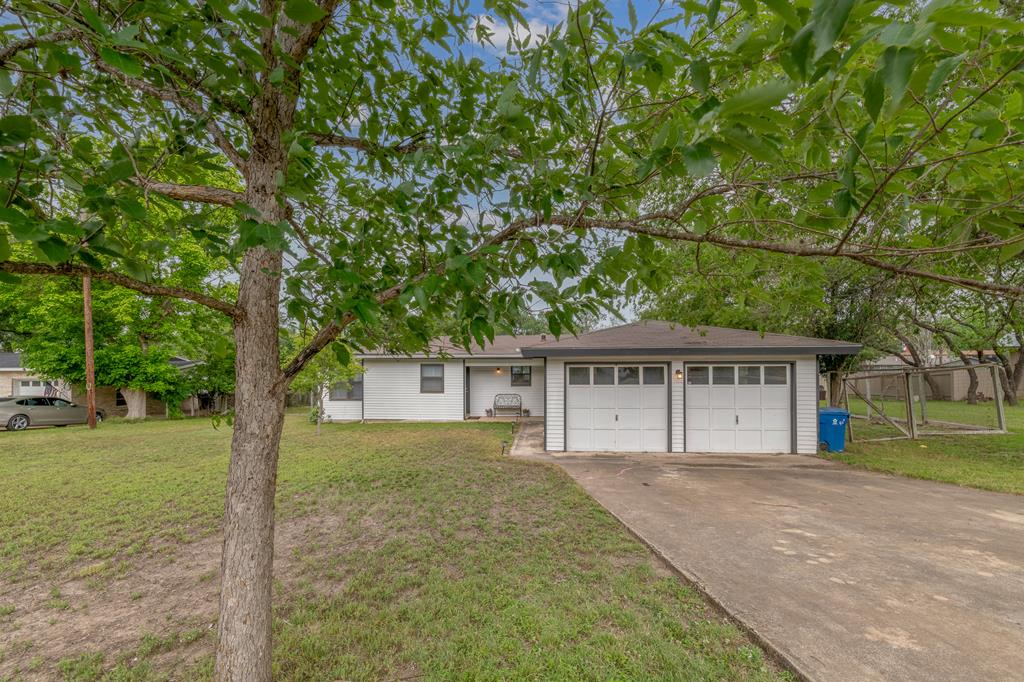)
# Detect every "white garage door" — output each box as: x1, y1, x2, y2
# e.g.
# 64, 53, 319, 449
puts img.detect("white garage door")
685, 364, 791, 453
566, 364, 668, 452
